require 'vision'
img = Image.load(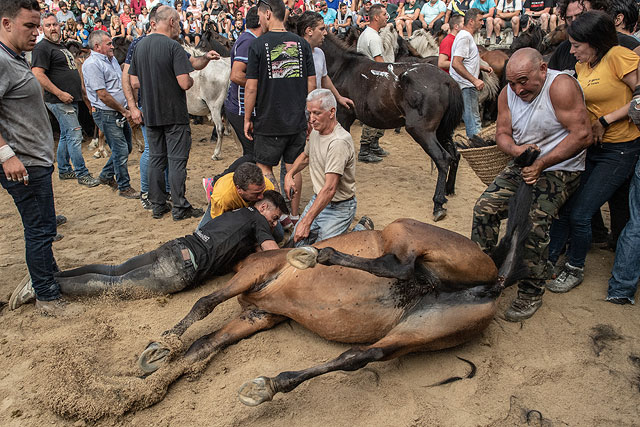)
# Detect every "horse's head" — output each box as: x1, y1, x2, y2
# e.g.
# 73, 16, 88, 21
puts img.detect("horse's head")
510, 23, 544, 52
111, 36, 131, 65
197, 29, 231, 57
407, 29, 439, 57
541, 24, 567, 54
